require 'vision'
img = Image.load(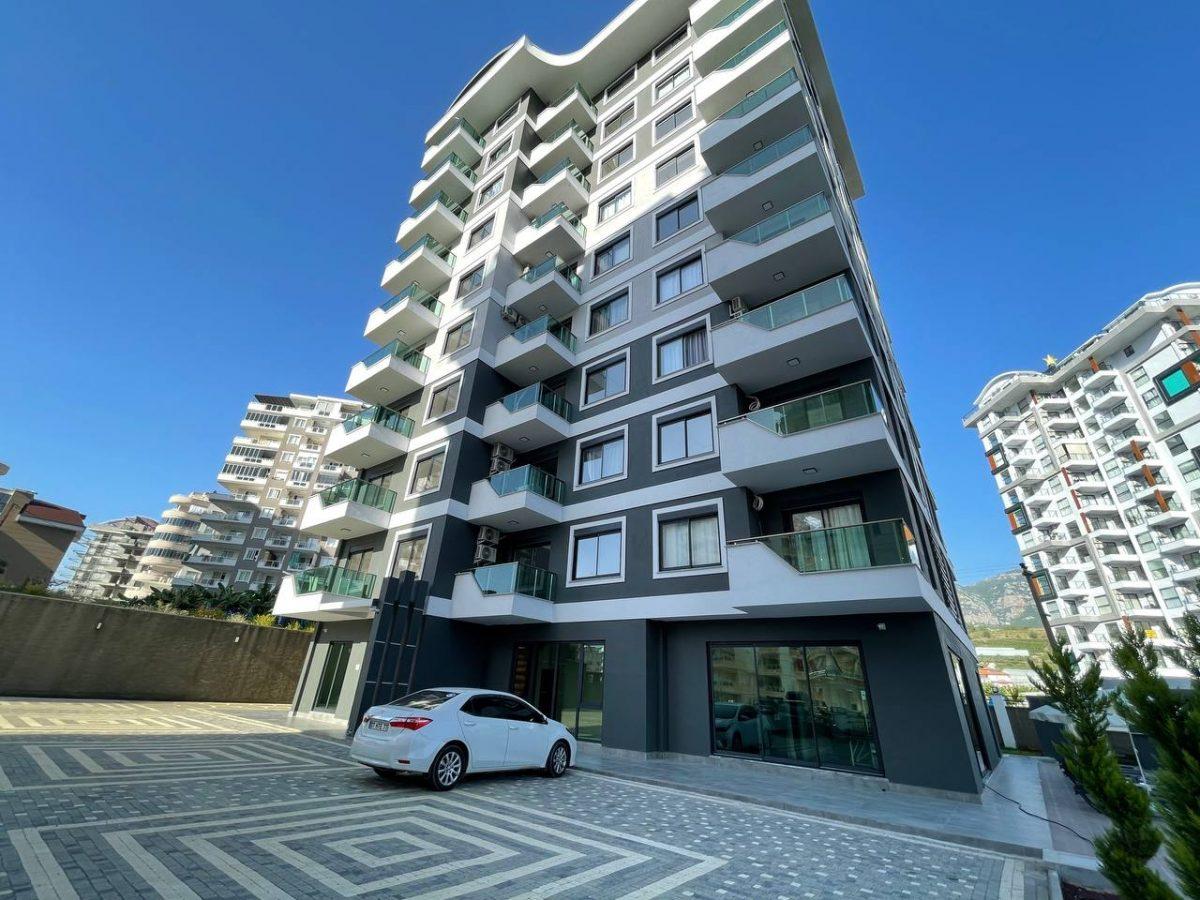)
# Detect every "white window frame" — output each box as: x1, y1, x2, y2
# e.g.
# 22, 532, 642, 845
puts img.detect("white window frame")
602, 67, 637, 106
572, 424, 629, 491
476, 175, 504, 206
579, 348, 631, 410
592, 232, 633, 280
235, 569, 252, 584
456, 261, 486, 299
653, 58, 693, 103
467, 216, 494, 249
652, 96, 695, 146
566, 516, 627, 587
651, 497, 728, 579
652, 23, 689, 64
386, 524, 433, 579
653, 139, 698, 190
651, 396, 719, 472
601, 99, 637, 144
598, 140, 635, 182
252, 526, 268, 540
243, 548, 260, 562
441, 311, 476, 357
586, 288, 632, 339
405, 440, 450, 500
423, 373, 464, 424
653, 192, 703, 245
653, 250, 705, 307
597, 183, 633, 223
652, 313, 713, 384
485, 134, 513, 169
